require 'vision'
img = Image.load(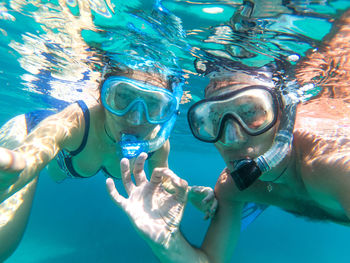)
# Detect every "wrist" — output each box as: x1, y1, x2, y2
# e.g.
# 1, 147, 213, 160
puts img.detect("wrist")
147, 229, 182, 262
147, 230, 209, 263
